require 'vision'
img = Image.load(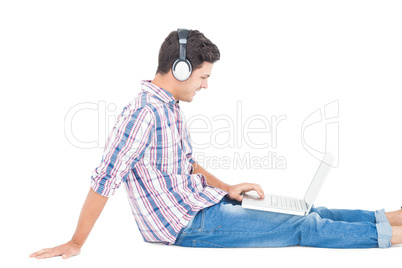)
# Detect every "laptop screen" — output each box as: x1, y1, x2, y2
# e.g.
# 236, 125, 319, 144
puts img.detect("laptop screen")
304, 152, 334, 211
